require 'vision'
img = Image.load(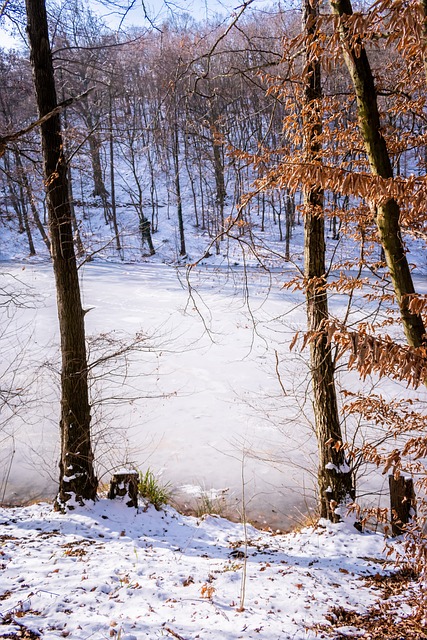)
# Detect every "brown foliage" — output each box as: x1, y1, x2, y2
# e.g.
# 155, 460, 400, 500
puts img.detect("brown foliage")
299, 320, 427, 388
